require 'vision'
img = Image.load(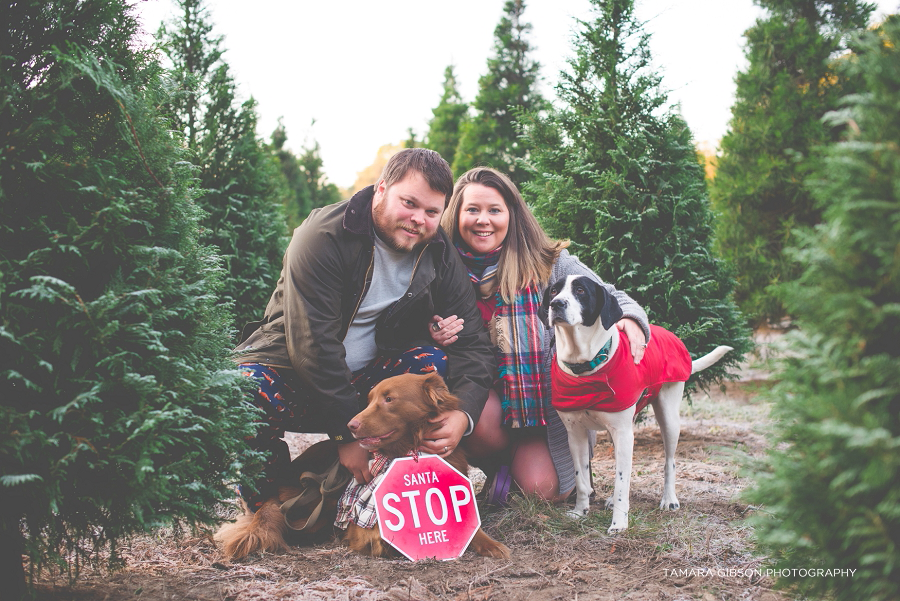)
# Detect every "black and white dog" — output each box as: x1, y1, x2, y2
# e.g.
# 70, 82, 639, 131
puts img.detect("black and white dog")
540, 275, 732, 534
